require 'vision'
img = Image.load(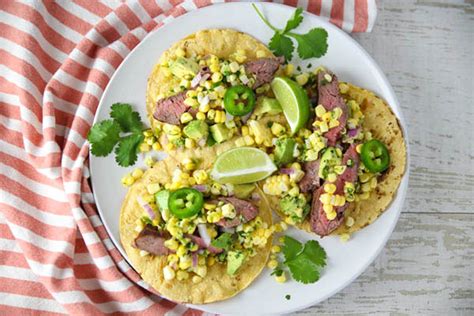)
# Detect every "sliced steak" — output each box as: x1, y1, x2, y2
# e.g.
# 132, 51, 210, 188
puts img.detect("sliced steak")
299, 160, 321, 193
309, 144, 360, 236
133, 224, 170, 256
186, 234, 223, 254
216, 197, 258, 228
153, 91, 194, 125
317, 71, 348, 146
245, 56, 284, 89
